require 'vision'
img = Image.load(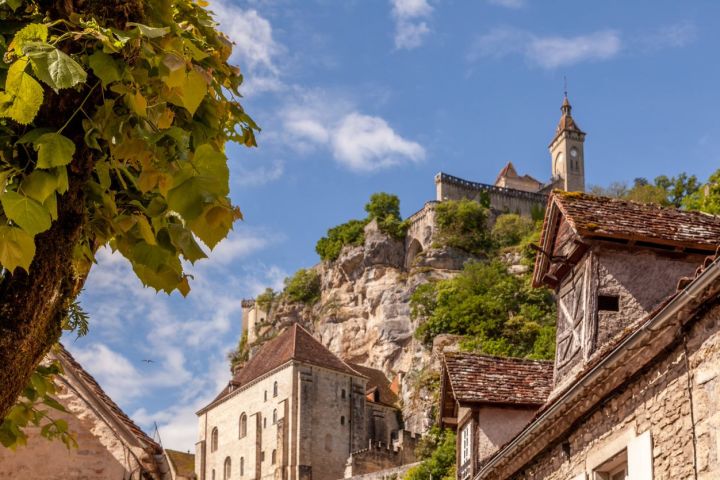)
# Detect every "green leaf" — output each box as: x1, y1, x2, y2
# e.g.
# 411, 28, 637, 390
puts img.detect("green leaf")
1, 191, 52, 235
169, 69, 207, 115
127, 22, 170, 38
88, 50, 121, 87
0, 225, 35, 272
20, 170, 57, 203
135, 215, 156, 245
34, 133, 75, 168
8, 24, 47, 54
24, 43, 87, 91
1, 0, 23, 12
167, 176, 220, 221
168, 223, 207, 263
188, 203, 240, 249
0, 58, 44, 125
193, 144, 229, 195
